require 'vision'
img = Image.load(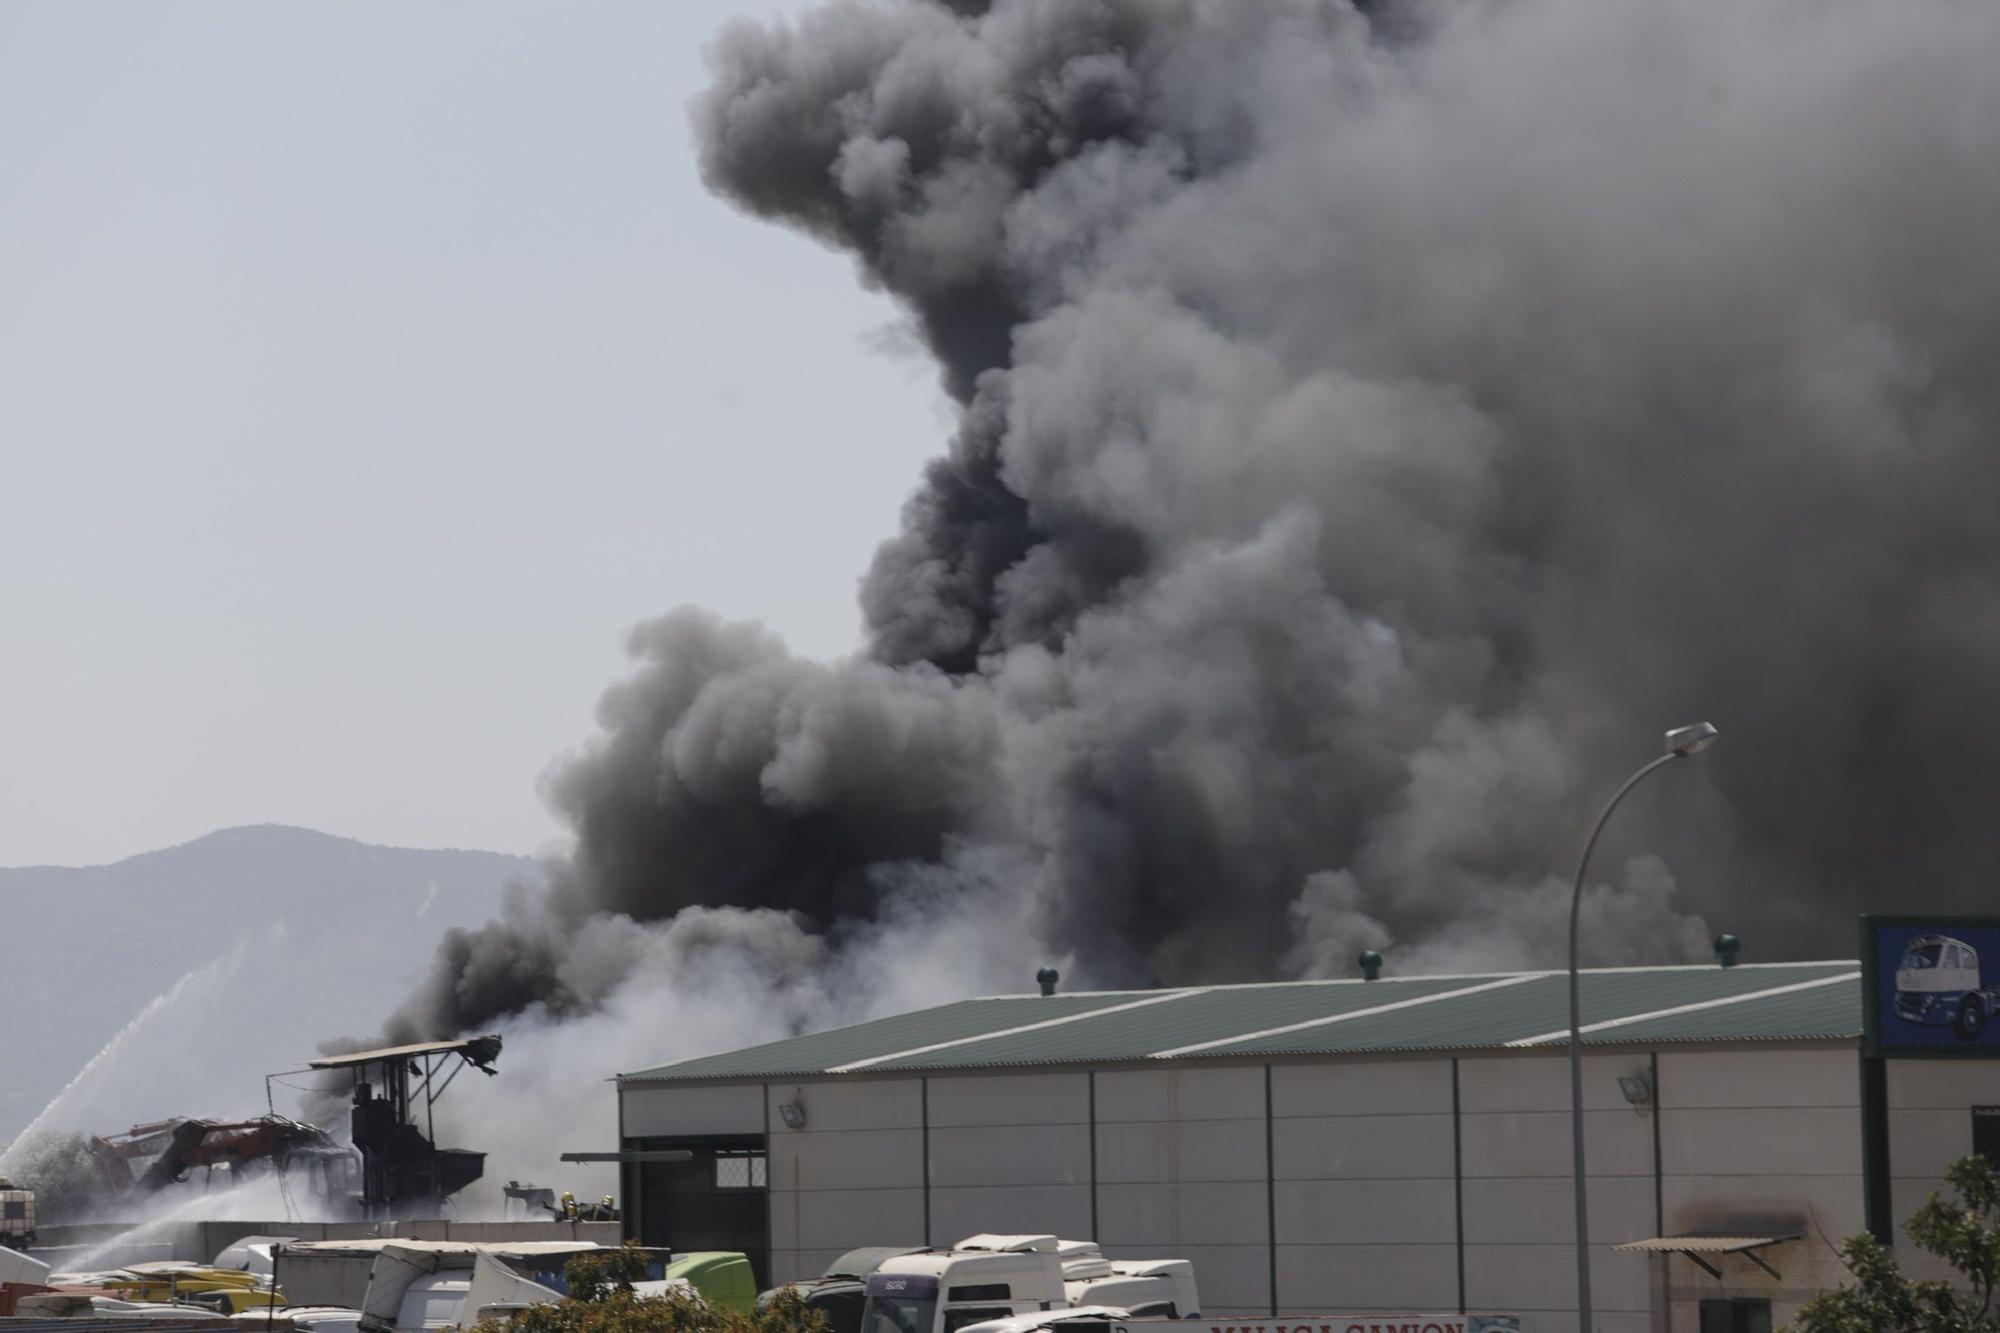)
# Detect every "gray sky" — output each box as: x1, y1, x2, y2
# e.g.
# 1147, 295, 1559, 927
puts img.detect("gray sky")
0, 1, 949, 867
